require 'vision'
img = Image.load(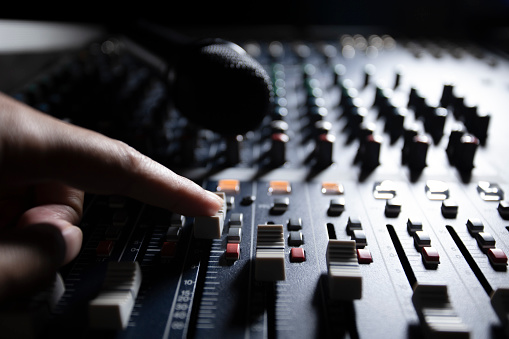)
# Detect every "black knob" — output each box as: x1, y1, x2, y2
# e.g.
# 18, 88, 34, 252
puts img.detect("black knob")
315, 133, 335, 167
407, 134, 430, 172
270, 133, 289, 166
455, 134, 479, 173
